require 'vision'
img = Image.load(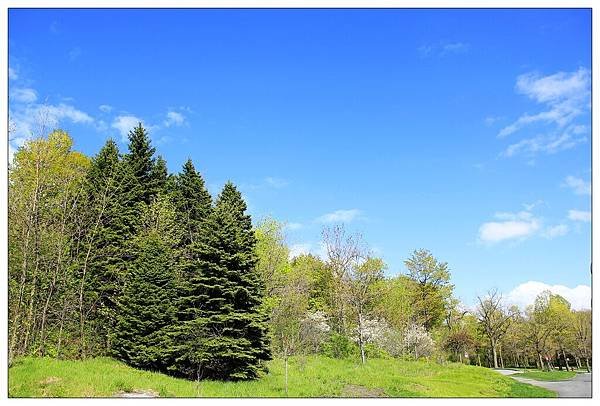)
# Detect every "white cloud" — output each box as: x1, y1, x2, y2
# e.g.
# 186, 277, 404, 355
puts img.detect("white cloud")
112, 115, 143, 141
541, 224, 569, 239
478, 210, 540, 243
505, 281, 591, 311
516, 68, 590, 104
9, 100, 95, 161
265, 177, 288, 188
498, 68, 590, 139
289, 243, 312, 259
10, 88, 38, 103
163, 111, 185, 127
317, 209, 362, 223
562, 176, 591, 196
99, 104, 113, 113
568, 209, 591, 222
9, 67, 18, 80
